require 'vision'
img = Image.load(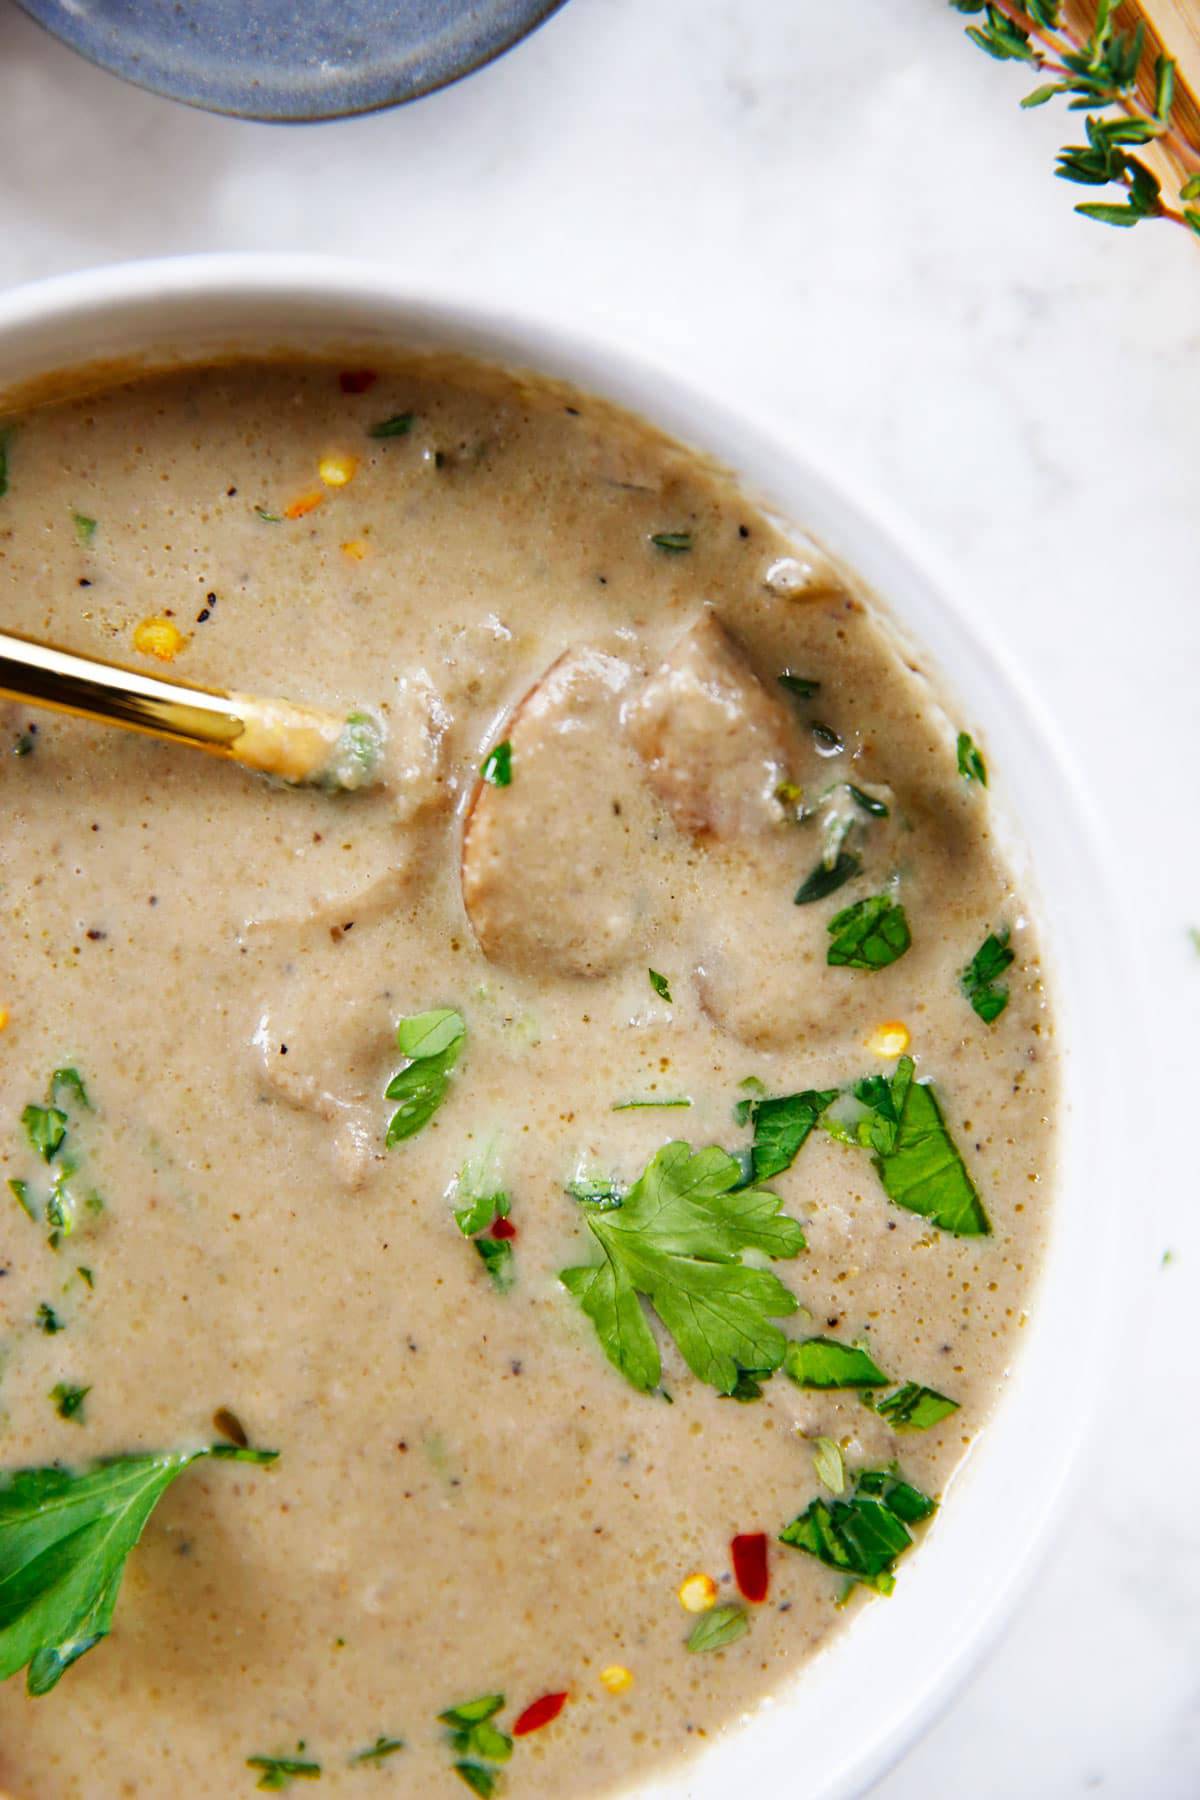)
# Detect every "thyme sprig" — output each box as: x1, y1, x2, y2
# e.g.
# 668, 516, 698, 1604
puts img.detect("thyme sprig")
950, 0, 1200, 236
